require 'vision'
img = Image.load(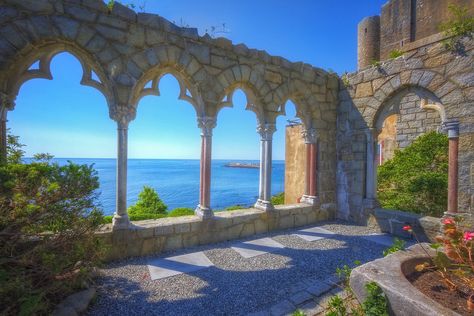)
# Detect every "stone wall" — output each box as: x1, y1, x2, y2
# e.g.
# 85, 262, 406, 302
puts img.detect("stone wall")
338, 36, 474, 222
97, 203, 335, 260
284, 124, 306, 204
357, 0, 474, 68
